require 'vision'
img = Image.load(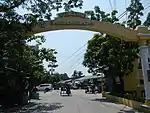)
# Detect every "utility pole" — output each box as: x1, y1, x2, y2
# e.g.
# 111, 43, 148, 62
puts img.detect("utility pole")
49, 49, 58, 75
